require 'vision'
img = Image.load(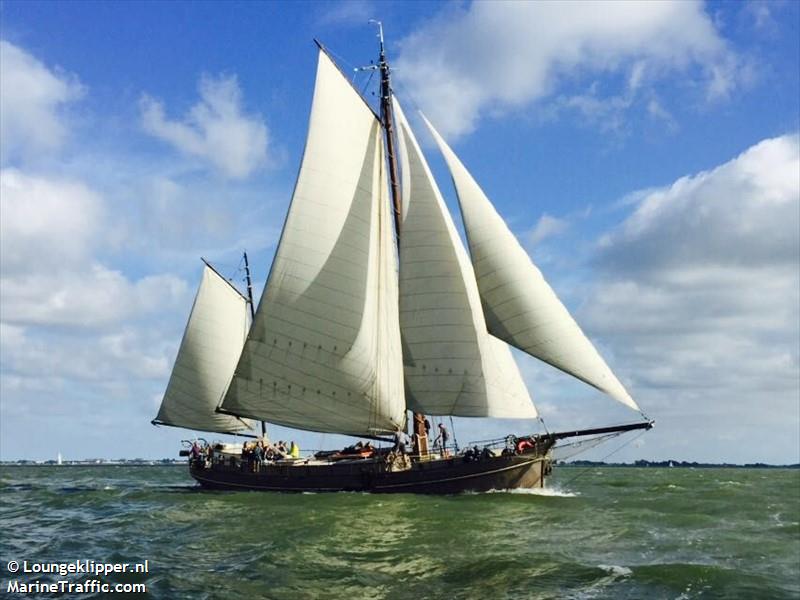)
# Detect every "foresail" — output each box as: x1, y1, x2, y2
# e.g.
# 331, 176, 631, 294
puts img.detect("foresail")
219, 50, 405, 436
394, 99, 536, 419
155, 265, 254, 434
422, 115, 639, 412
